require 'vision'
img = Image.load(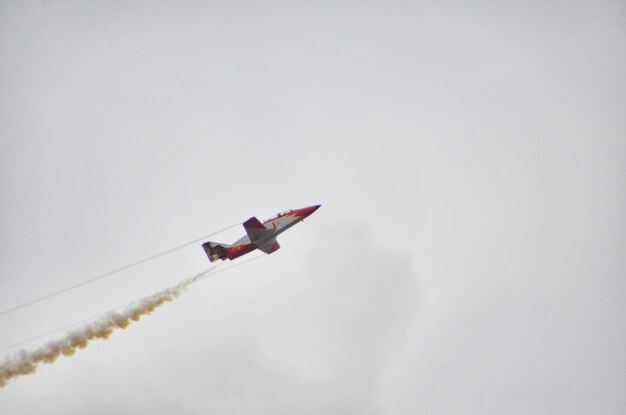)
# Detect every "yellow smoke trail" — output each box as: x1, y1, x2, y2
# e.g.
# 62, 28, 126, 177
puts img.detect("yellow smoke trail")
0, 268, 213, 388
